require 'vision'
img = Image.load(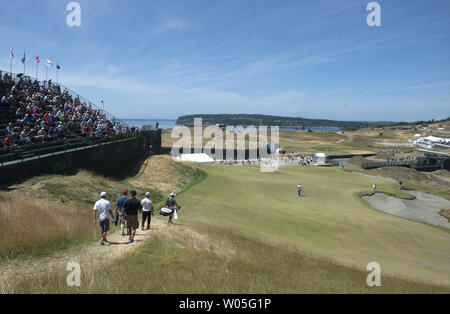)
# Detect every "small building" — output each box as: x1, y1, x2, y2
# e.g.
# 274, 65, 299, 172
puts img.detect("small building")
316, 153, 326, 164
174, 153, 215, 164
